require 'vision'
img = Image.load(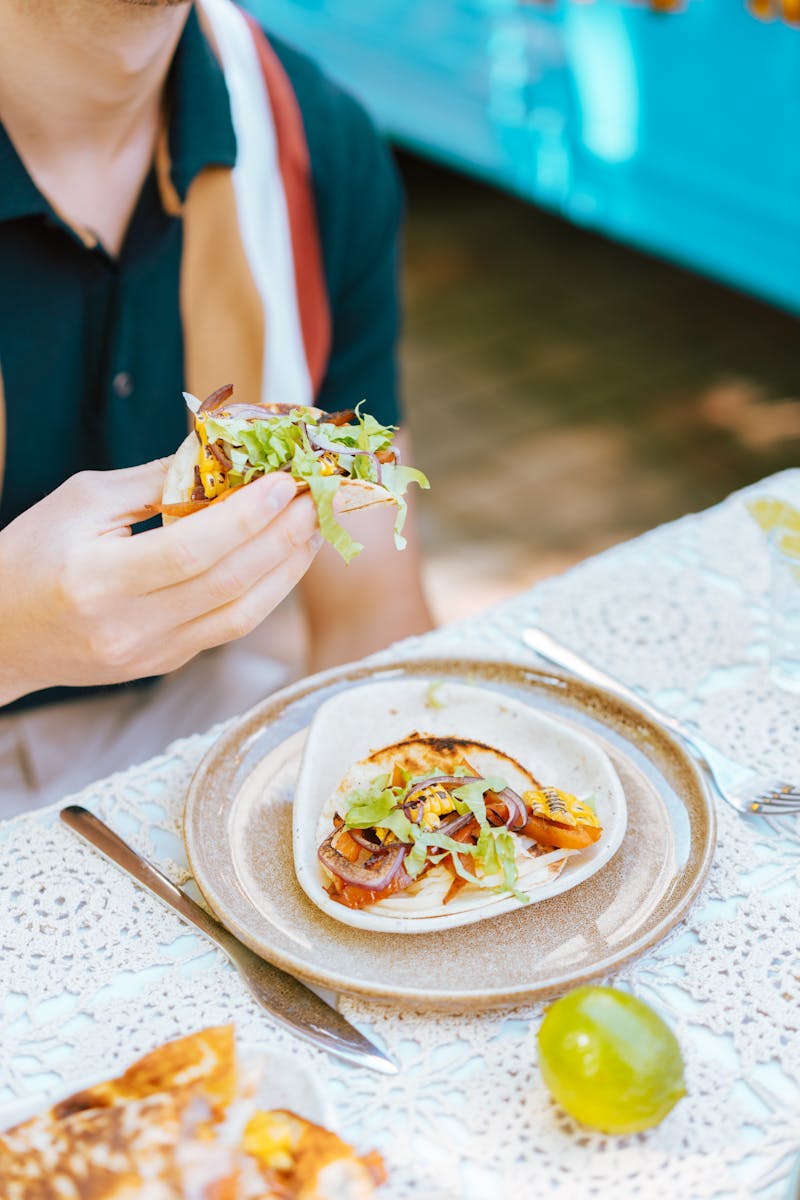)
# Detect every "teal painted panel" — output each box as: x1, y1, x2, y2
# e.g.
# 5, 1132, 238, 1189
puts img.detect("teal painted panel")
248, 1, 800, 313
